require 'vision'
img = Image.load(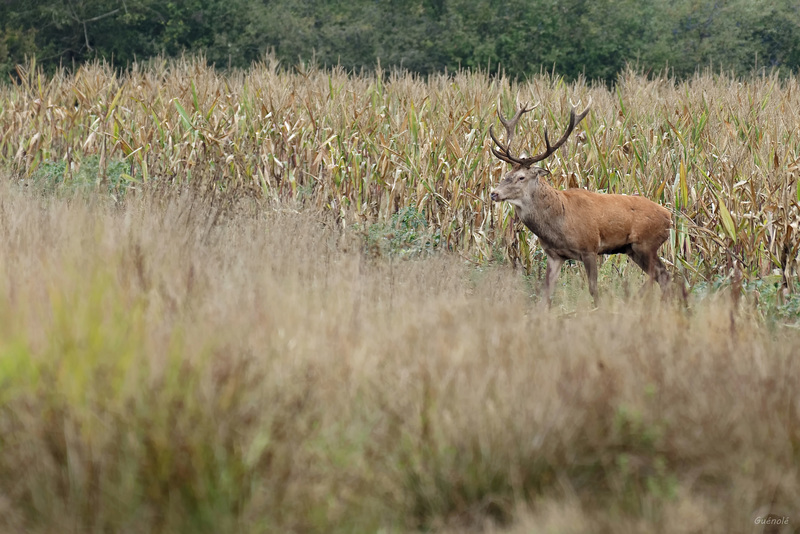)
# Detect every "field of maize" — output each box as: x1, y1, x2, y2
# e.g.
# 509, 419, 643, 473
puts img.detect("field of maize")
0, 58, 799, 533
1, 58, 799, 291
